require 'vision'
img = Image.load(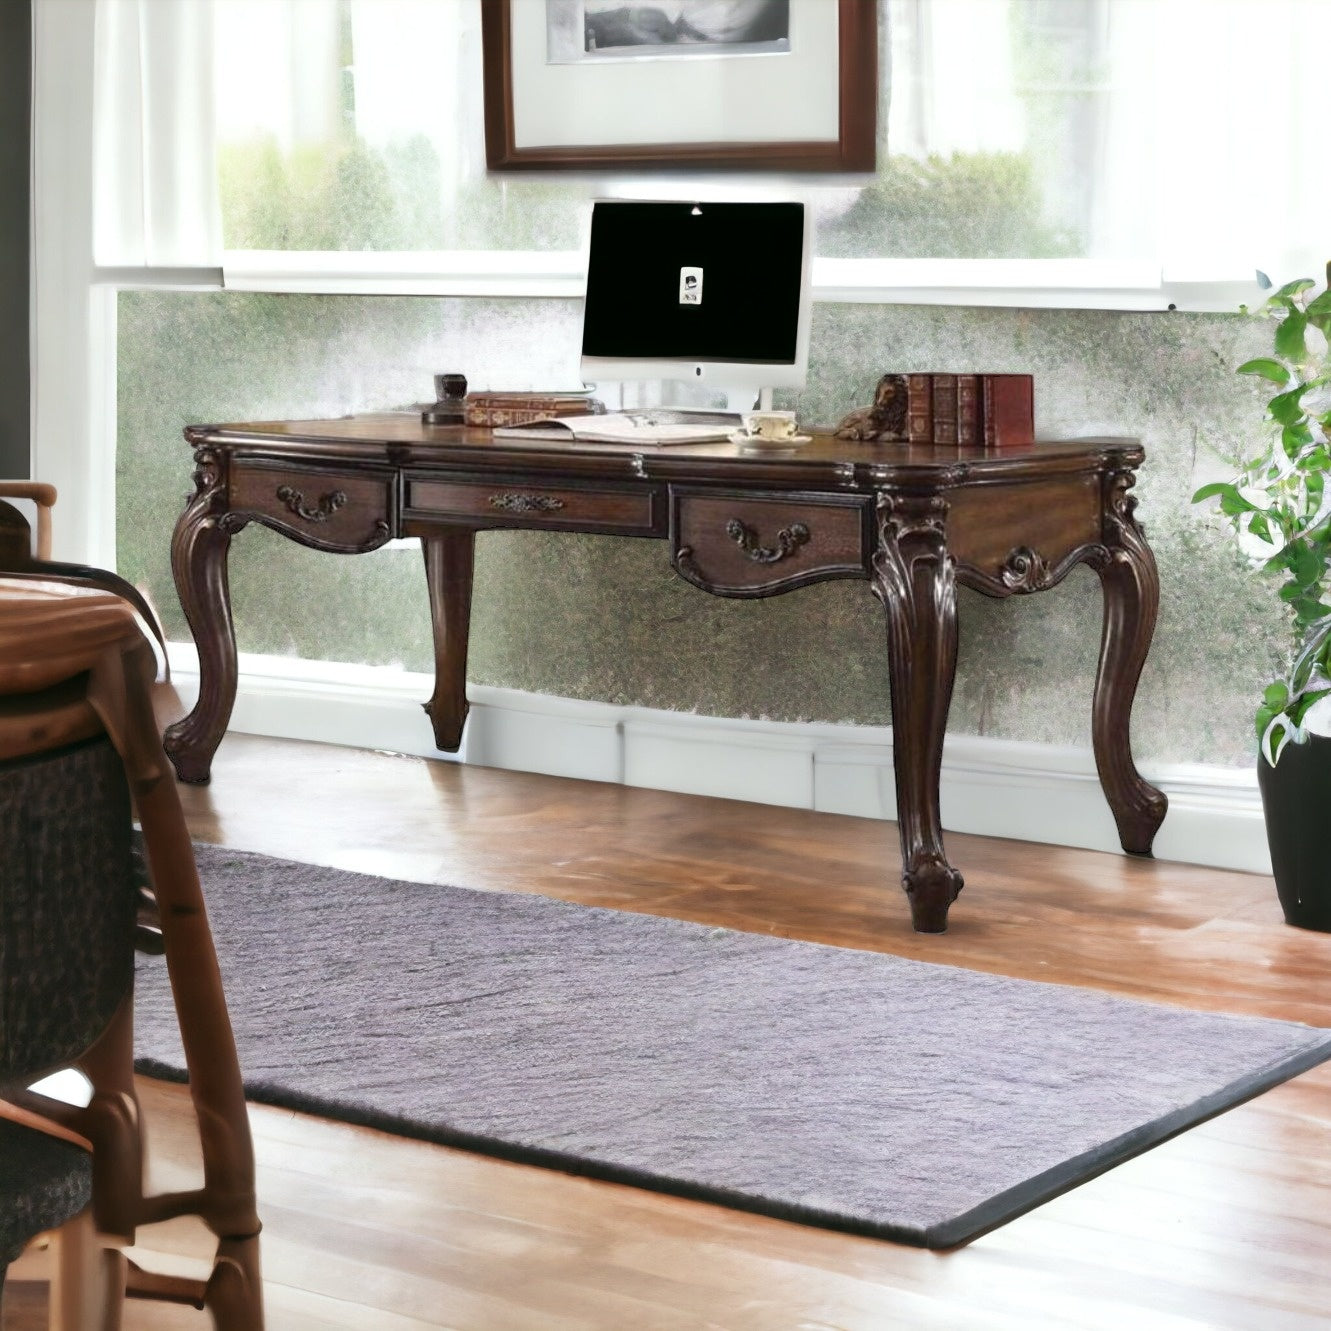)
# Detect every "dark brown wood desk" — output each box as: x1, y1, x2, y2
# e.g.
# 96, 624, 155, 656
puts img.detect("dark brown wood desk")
164, 416, 1167, 932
